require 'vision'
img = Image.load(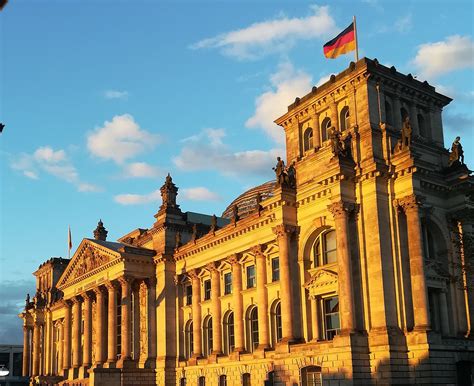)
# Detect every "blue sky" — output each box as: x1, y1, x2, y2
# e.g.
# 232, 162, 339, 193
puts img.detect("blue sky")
1, 0, 473, 343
